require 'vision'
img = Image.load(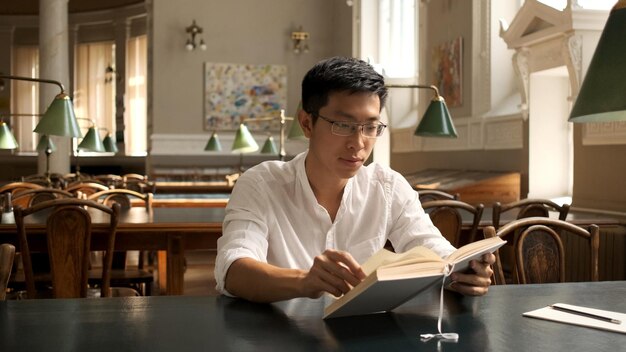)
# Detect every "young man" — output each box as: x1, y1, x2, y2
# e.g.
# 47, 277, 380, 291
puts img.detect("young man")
215, 57, 495, 302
